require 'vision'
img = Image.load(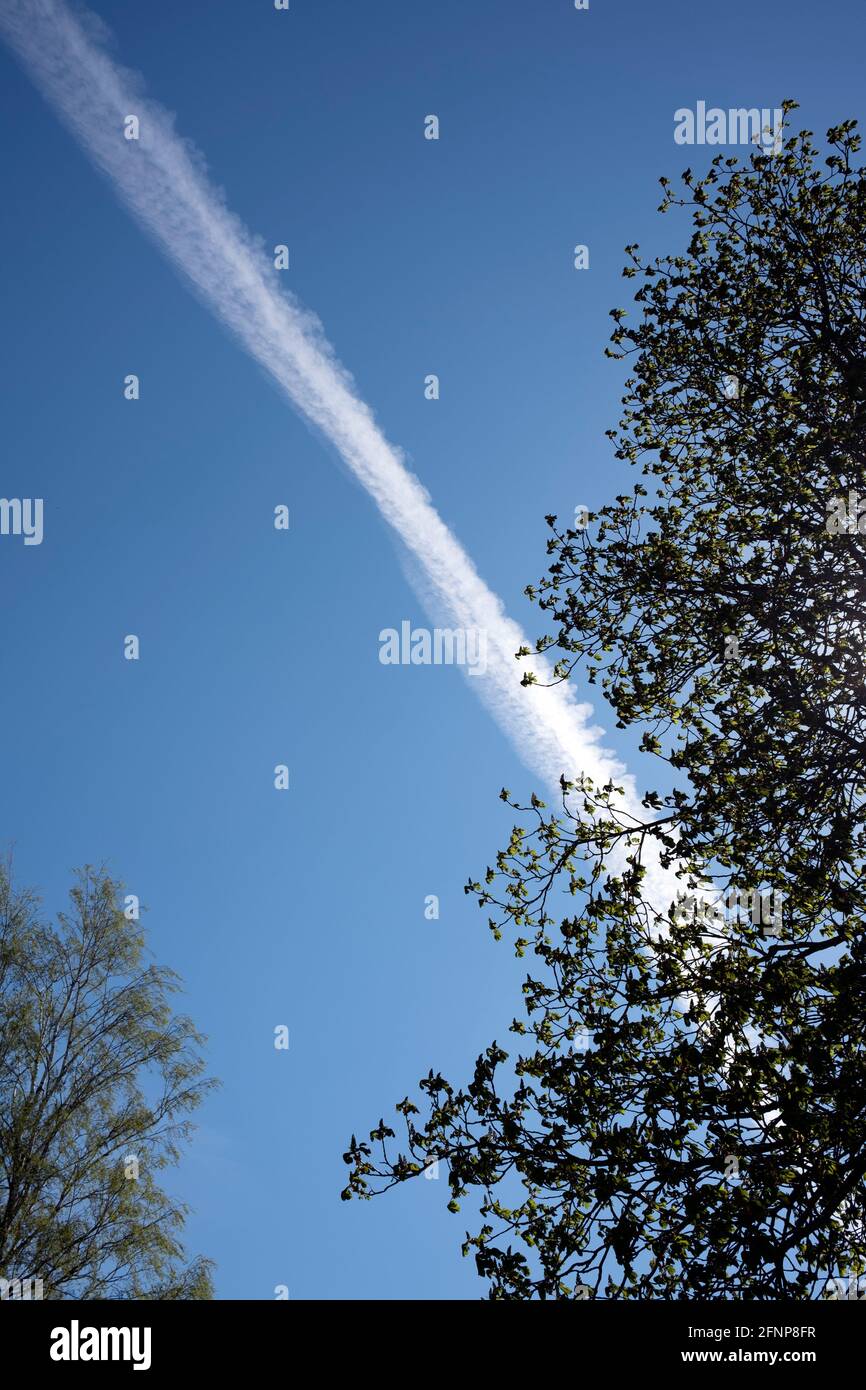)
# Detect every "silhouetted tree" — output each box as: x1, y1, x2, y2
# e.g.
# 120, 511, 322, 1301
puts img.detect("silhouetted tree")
343, 106, 866, 1300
